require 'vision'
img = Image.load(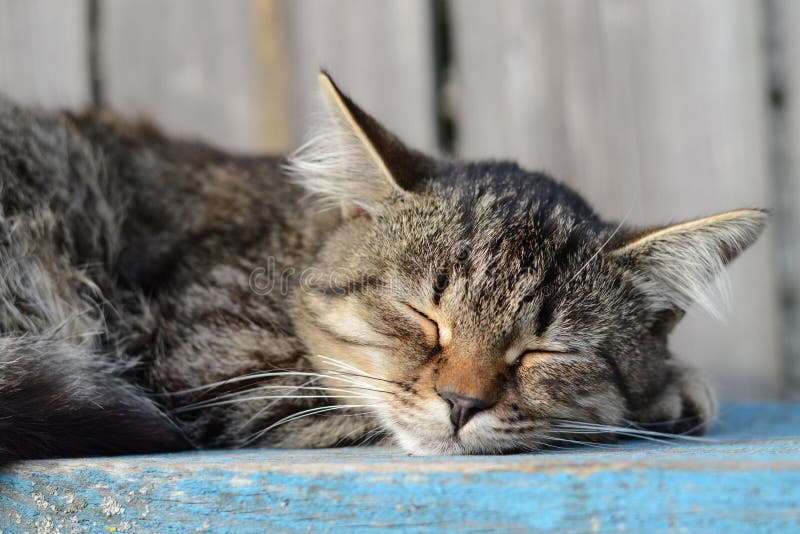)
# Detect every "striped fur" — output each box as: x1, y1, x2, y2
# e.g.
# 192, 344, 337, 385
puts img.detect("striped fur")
0, 74, 765, 460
